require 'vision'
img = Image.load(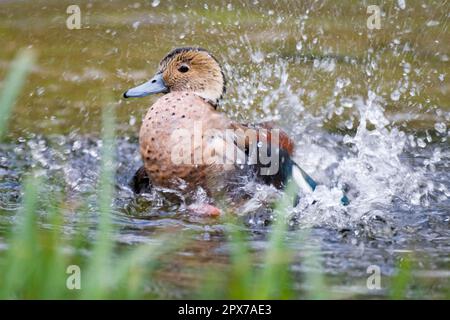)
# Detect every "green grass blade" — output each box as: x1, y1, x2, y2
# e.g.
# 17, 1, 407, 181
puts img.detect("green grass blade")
302, 239, 327, 300
227, 224, 253, 299
390, 255, 412, 300
0, 174, 41, 298
82, 104, 116, 299
0, 50, 35, 139
254, 182, 296, 299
